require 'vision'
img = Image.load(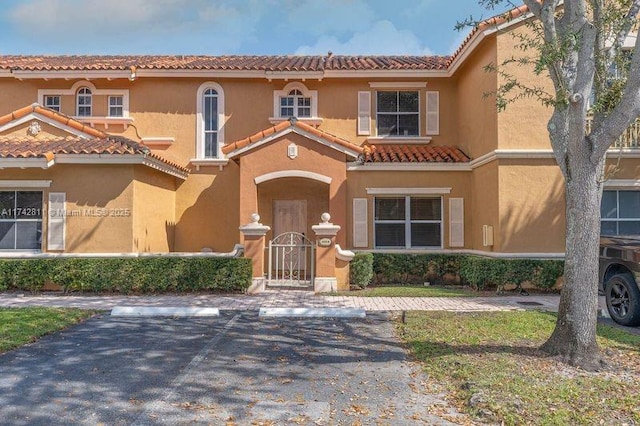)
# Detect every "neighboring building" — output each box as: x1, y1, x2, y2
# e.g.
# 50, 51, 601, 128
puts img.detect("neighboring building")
0, 6, 638, 290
